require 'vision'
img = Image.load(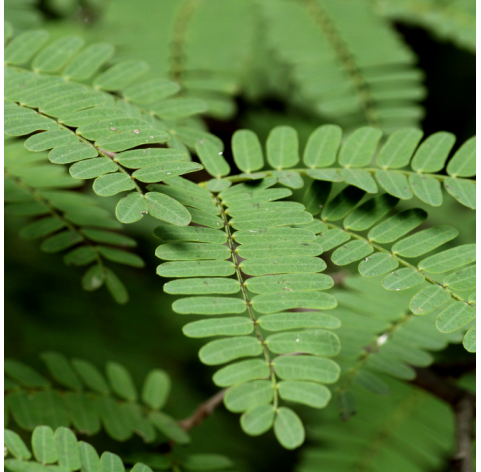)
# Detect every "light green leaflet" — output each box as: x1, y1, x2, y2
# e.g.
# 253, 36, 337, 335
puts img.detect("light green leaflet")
331, 240, 373, 265
375, 170, 413, 200
154, 225, 226, 243
152, 185, 218, 215
358, 253, 399, 277
5, 430, 31, 460
339, 126, 382, 168
49, 143, 98, 164
241, 405, 275, 436
63, 42, 115, 80
33, 36, 85, 73
95, 130, 169, 152
443, 265, 475, 291
252, 292, 336, 313
447, 136, 476, 177
205, 178, 231, 192
436, 302, 476, 332
153, 97, 208, 121
165, 277, 240, 295
266, 330, 340, 356
444, 178, 476, 209
199, 337, 263, 365
116, 193, 148, 224
94, 60, 149, 91
42, 91, 108, 118
237, 241, 323, 259
145, 192, 191, 226
340, 169, 378, 193
227, 202, 305, 217
344, 194, 399, 231
230, 211, 312, 230
246, 273, 333, 294
411, 132, 455, 173
106, 362, 137, 401
273, 170, 304, 189
392, 225, 458, 257
321, 186, 365, 221
115, 149, 187, 169
307, 168, 343, 182
195, 139, 229, 178
213, 359, 270, 387
419, 244, 476, 273
266, 126, 299, 169
123, 78, 180, 104
233, 227, 315, 244
5, 115, 60, 135
157, 260, 235, 278
303, 124, 342, 168
149, 411, 190, 444
183, 317, 254, 338
173, 296, 246, 315
274, 408, 305, 450
70, 158, 118, 179
133, 161, 203, 183
32, 426, 57, 463
409, 173, 443, 206
463, 327, 476, 353
187, 207, 223, 228
98, 247, 144, 268
156, 242, 230, 261
272, 355, 340, 383
259, 312, 340, 332
100, 452, 125, 472
240, 256, 326, 276
93, 173, 135, 196
60, 107, 128, 127
316, 229, 351, 252
232, 129, 263, 173
77, 117, 153, 141
25, 129, 80, 152
410, 285, 451, 315
222, 188, 292, 206
5, 30, 49, 65
382, 268, 425, 291
71, 358, 110, 394
368, 208, 427, 243
376, 128, 423, 169
278, 380, 331, 408
224, 380, 274, 413
55, 427, 81, 470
